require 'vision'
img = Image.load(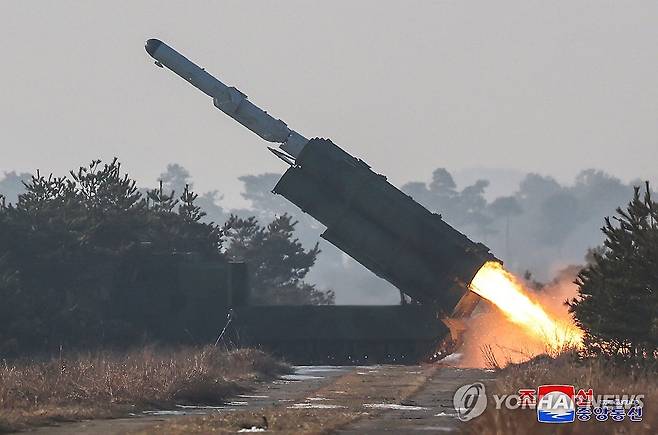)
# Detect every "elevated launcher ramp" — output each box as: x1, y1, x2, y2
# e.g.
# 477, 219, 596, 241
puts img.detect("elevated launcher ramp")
145, 39, 501, 361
